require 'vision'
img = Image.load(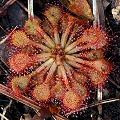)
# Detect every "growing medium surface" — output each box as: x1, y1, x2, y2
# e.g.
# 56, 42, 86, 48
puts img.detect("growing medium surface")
8, 5, 112, 114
